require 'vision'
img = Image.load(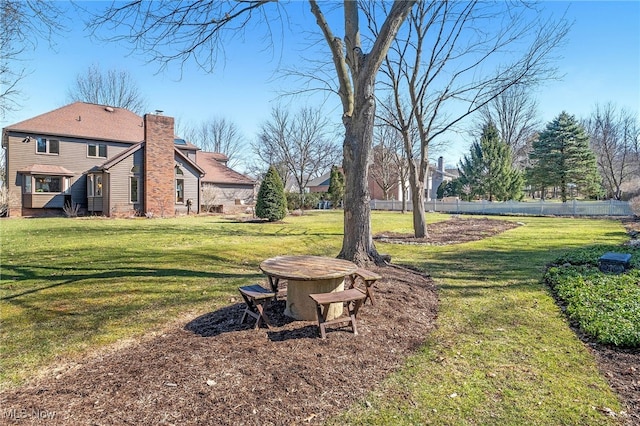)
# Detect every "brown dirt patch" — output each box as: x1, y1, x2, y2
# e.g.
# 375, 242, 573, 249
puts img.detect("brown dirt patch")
374, 216, 521, 245
1, 217, 637, 424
